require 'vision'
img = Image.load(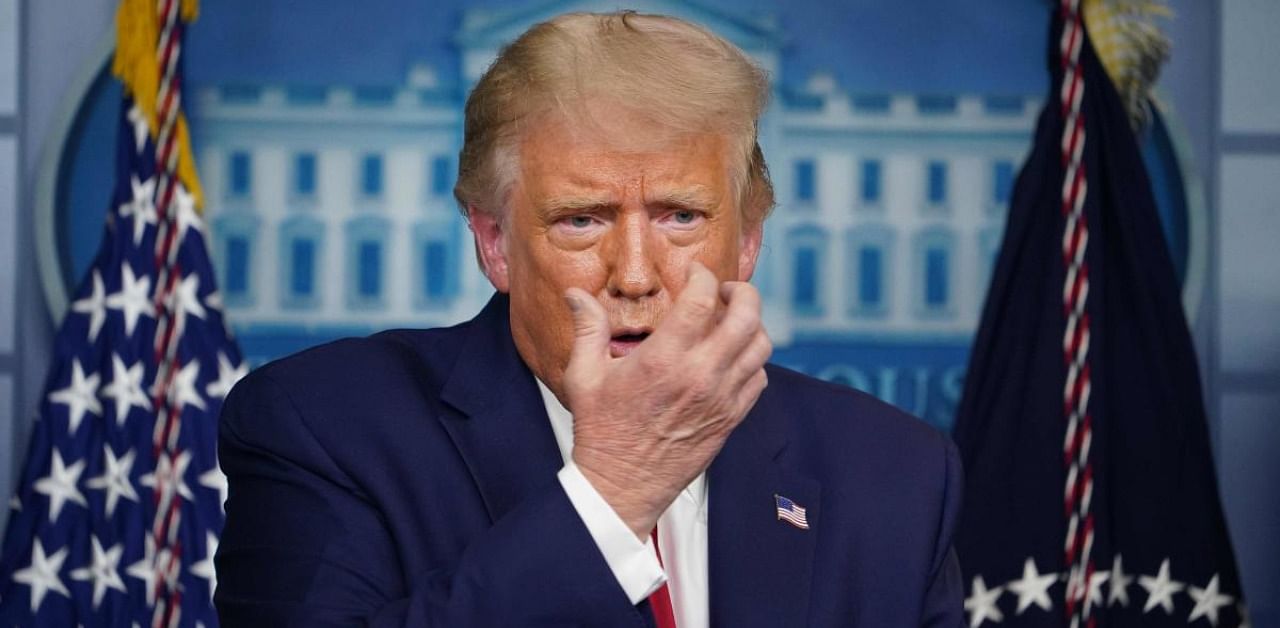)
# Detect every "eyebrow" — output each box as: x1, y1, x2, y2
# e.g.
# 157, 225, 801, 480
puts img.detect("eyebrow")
648, 186, 718, 210
537, 195, 618, 217
537, 185, 720, 216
